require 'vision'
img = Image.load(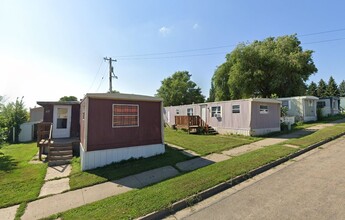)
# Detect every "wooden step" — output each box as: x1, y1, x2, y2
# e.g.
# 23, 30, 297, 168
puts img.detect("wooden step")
50, 146, 72, 151
49, 155, 73, 161
50, 150, 73, 156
